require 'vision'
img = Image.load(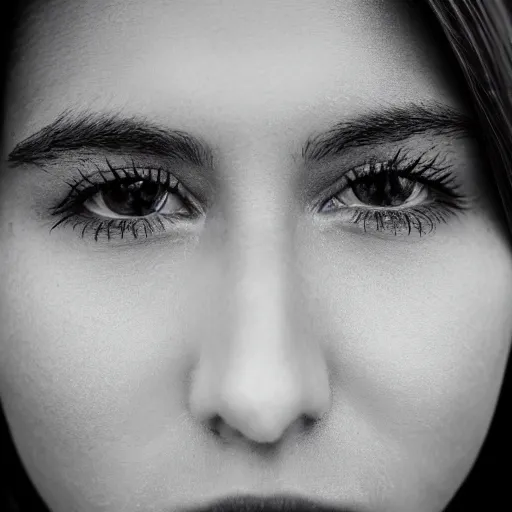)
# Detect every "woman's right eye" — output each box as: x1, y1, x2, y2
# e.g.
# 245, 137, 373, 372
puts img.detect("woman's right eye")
48, 163, 203, 243
83, 179, 191, 218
